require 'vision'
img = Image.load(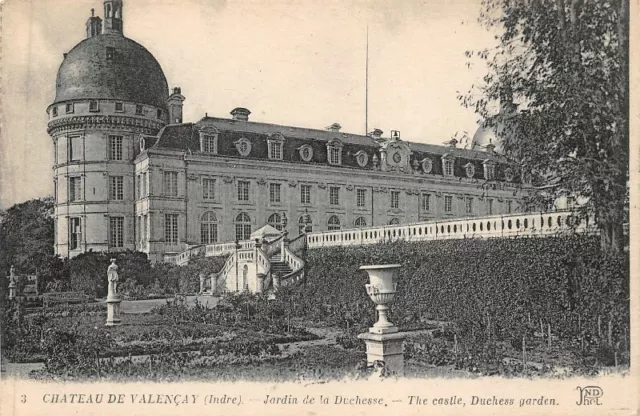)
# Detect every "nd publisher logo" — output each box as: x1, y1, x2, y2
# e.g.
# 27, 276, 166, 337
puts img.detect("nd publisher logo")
576, 386, 603, 406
